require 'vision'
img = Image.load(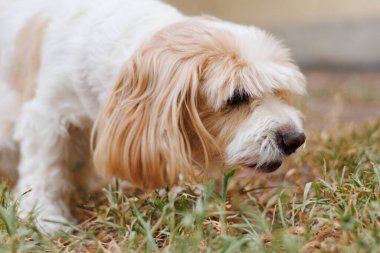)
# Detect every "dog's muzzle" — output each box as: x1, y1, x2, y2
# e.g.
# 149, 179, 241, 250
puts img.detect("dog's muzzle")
246, 129, 306, 173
